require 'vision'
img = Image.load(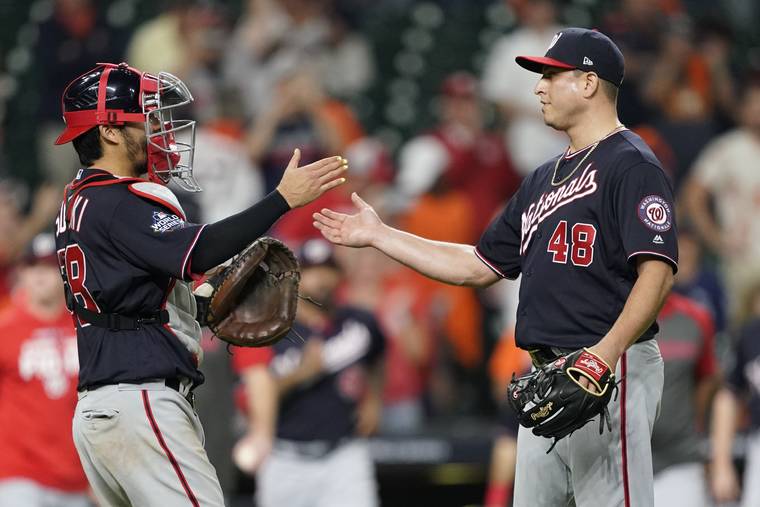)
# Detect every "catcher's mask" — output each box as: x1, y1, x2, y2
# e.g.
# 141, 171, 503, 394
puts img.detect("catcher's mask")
55, 62, 201, 192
